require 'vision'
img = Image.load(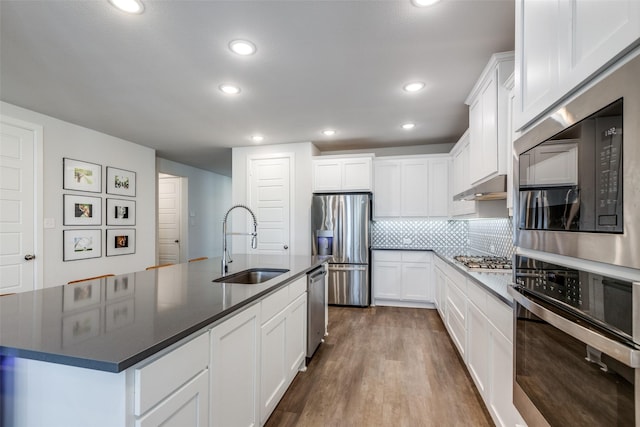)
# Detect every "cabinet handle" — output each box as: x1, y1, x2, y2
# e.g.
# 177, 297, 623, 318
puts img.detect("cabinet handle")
174, 240, 180, 243
24, 254, 36, 261
284, 245, 289, 250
